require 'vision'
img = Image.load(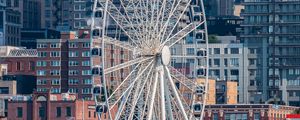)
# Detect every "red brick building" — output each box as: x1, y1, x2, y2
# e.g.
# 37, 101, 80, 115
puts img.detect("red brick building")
7, 92, 98, 120
201, 104, 299, 120
35, 30, 130, 99
0, 46, 37, 76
